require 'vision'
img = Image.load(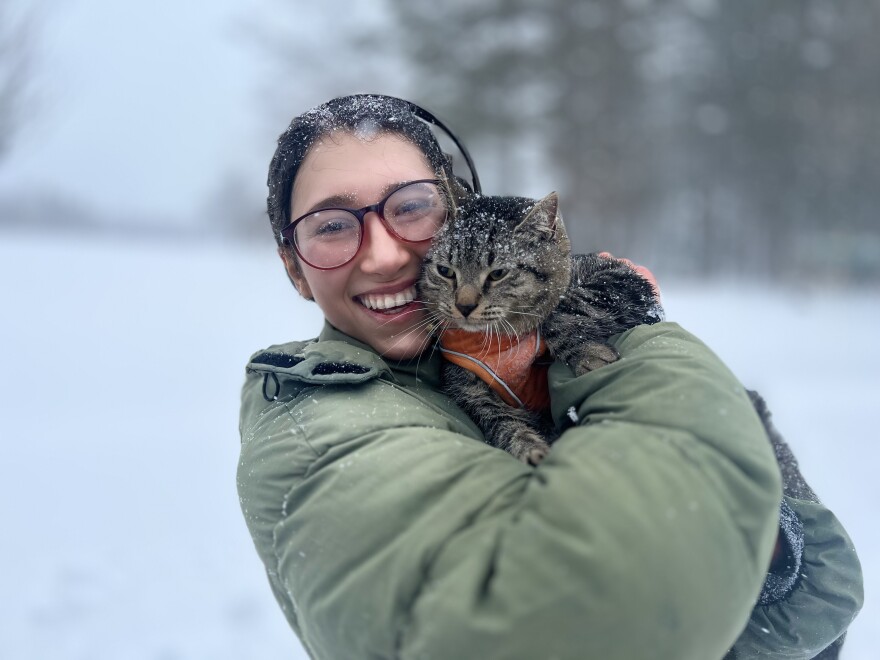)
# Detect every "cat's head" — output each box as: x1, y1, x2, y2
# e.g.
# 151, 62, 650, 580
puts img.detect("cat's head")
419, 192, 572, 335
